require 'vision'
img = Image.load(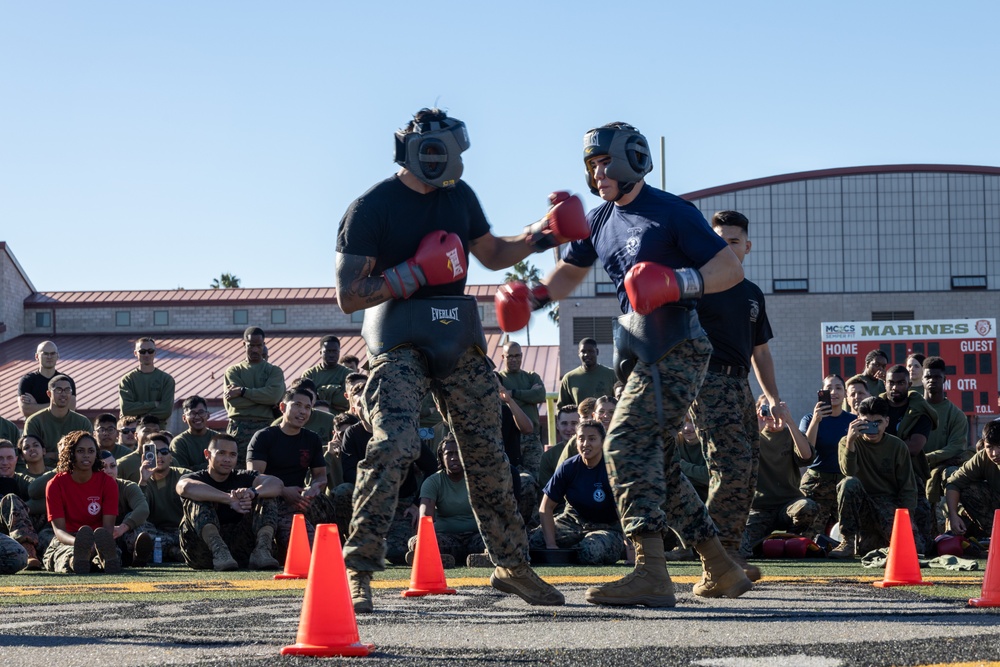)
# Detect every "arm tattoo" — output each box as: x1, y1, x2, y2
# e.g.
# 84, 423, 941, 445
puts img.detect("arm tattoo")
336, 254, 386, 306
